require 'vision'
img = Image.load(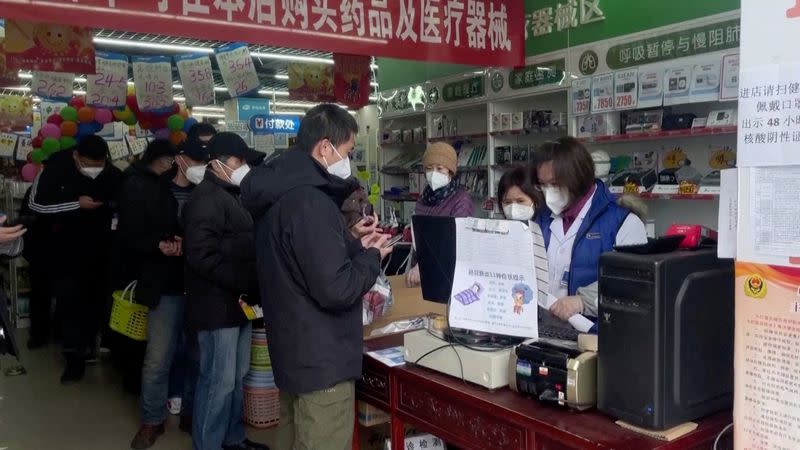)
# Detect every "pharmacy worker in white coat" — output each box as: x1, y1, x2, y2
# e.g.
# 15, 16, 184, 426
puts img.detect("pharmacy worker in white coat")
532, 137, 648, 322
